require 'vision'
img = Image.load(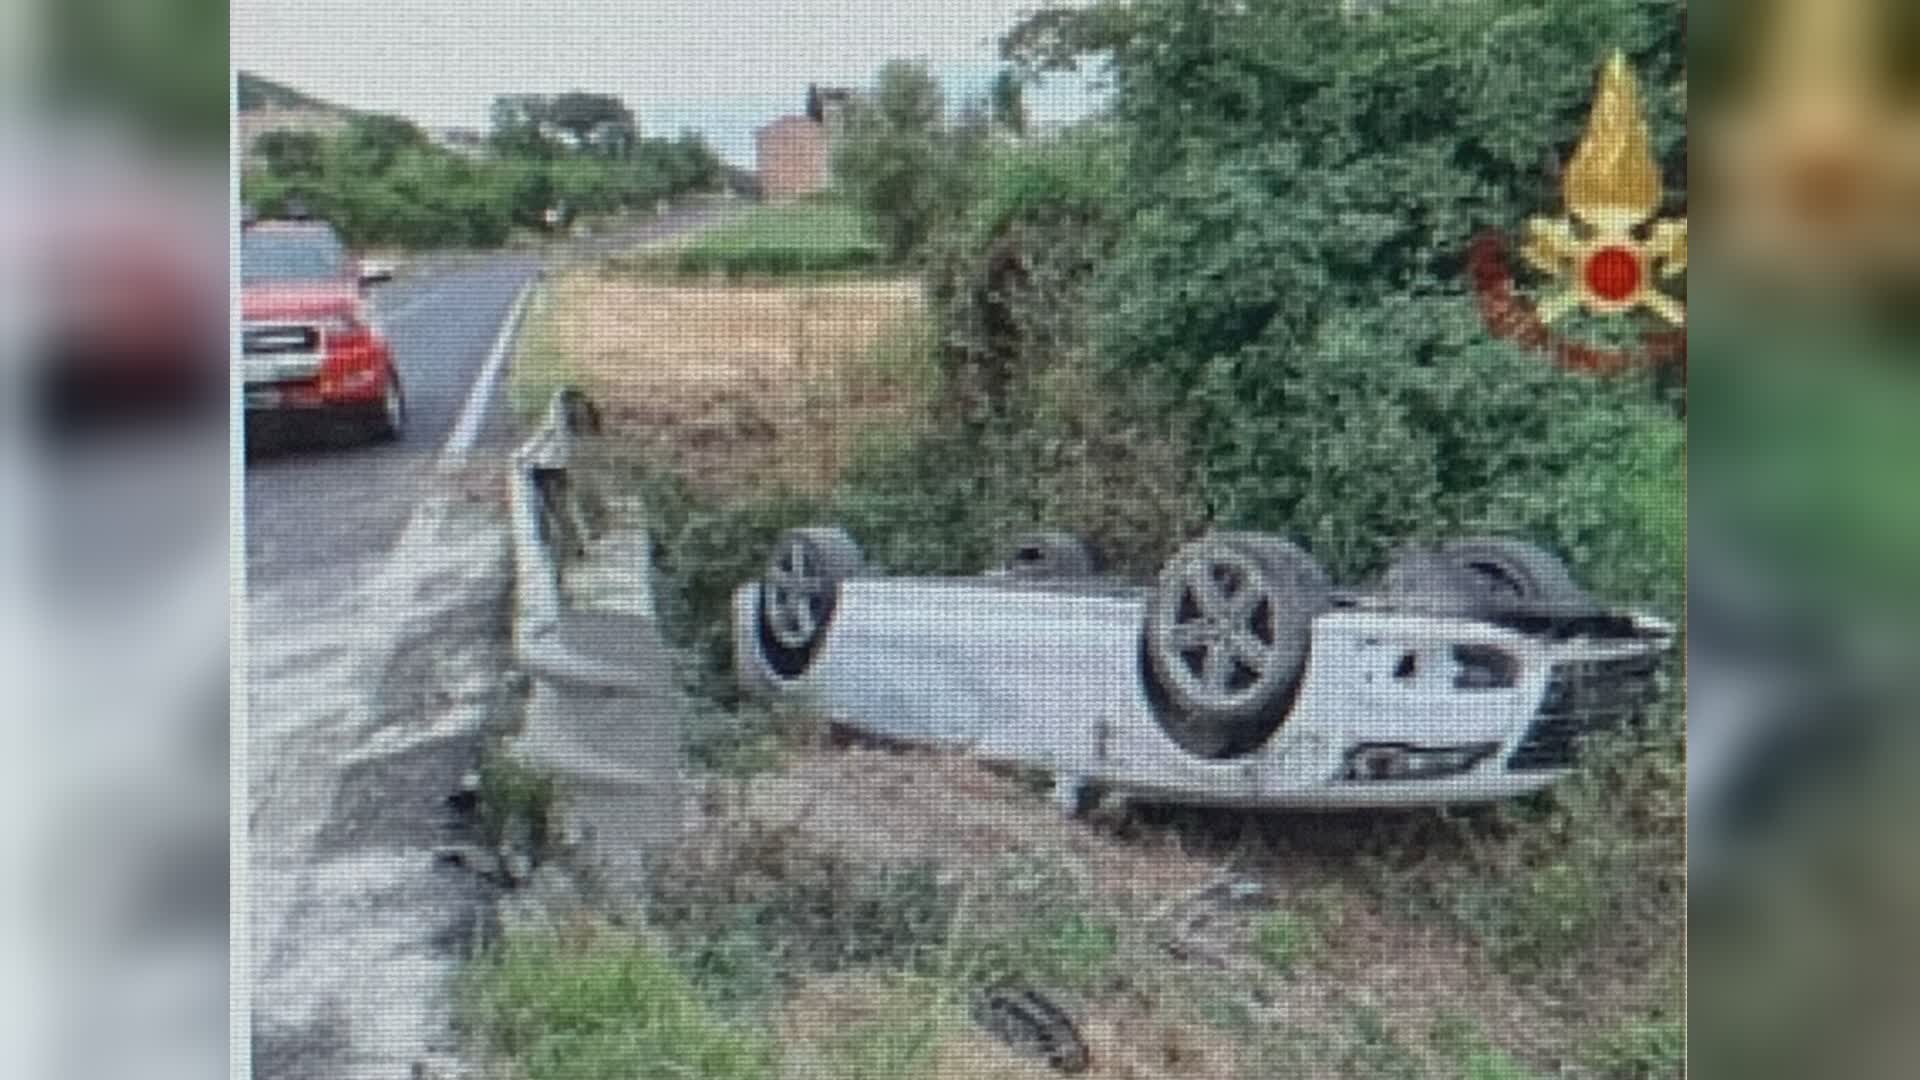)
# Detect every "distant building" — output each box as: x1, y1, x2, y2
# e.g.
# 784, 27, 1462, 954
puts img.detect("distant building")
806, 84, 856, 127
755, 84, 858, 202
755, 115, 828, 201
